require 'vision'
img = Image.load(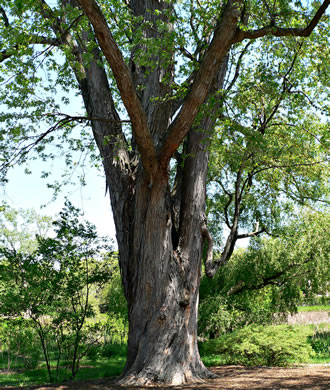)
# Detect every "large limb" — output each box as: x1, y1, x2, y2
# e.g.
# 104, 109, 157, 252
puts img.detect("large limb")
76, 0, 158, 181
36, 0, 135, 295
177, 57, 228, 282
129, 0, 175, 148
159, 0, 243, 167
0, 35, 60, 62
